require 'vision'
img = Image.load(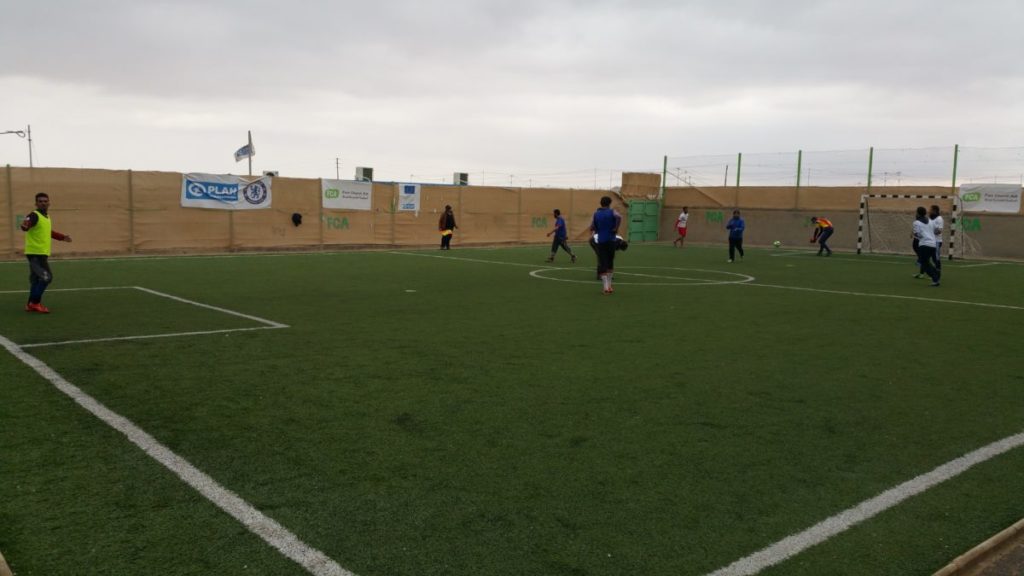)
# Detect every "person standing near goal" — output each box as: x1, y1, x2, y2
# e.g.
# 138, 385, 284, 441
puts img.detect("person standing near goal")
809, 216, 834, 256
673, 206, 689, 248
912, 206, 941, 287
929, 205, 944, 270
545, 209, 576, 263
725, 209, 745, 262
21, 192, 73, 313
